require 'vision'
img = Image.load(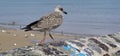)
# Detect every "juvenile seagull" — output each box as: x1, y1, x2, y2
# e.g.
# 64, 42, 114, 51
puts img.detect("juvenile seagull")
22, 5, 67, 45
